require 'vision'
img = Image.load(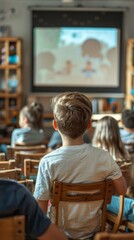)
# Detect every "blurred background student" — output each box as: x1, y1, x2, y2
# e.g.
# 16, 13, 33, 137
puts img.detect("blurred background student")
120, 109, 134, 153
11, 101, 46, 146
92, 116, 129, 165
92, 116, 134, 225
